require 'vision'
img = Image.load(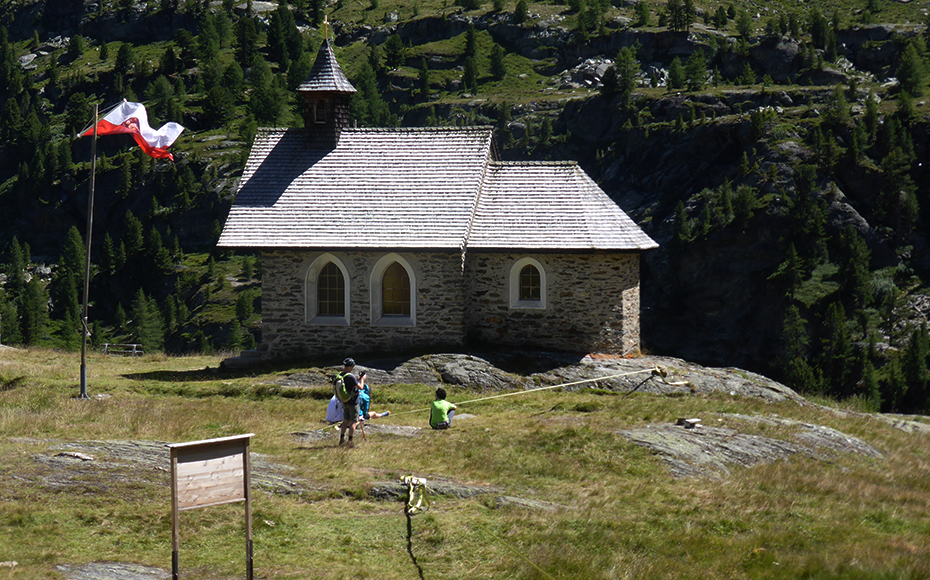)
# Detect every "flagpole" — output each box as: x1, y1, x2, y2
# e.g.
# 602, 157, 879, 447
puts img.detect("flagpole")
79, 103, 98, 400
